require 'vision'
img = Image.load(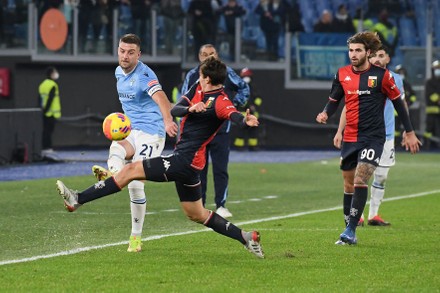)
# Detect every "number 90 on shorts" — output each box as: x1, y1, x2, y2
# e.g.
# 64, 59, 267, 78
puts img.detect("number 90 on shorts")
358, 143, 383, 166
